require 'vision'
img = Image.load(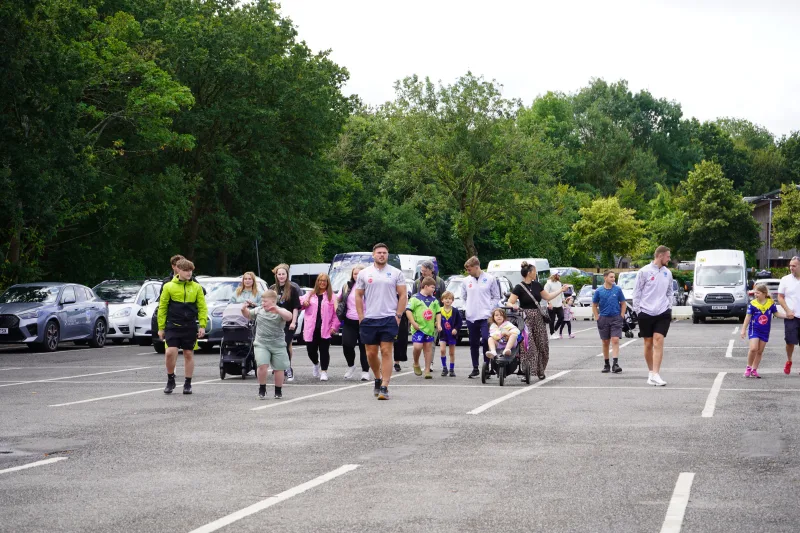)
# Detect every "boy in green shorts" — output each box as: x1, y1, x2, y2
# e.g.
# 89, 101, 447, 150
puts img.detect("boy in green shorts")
241, 290, 293, 399
406, 277, 442, 379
